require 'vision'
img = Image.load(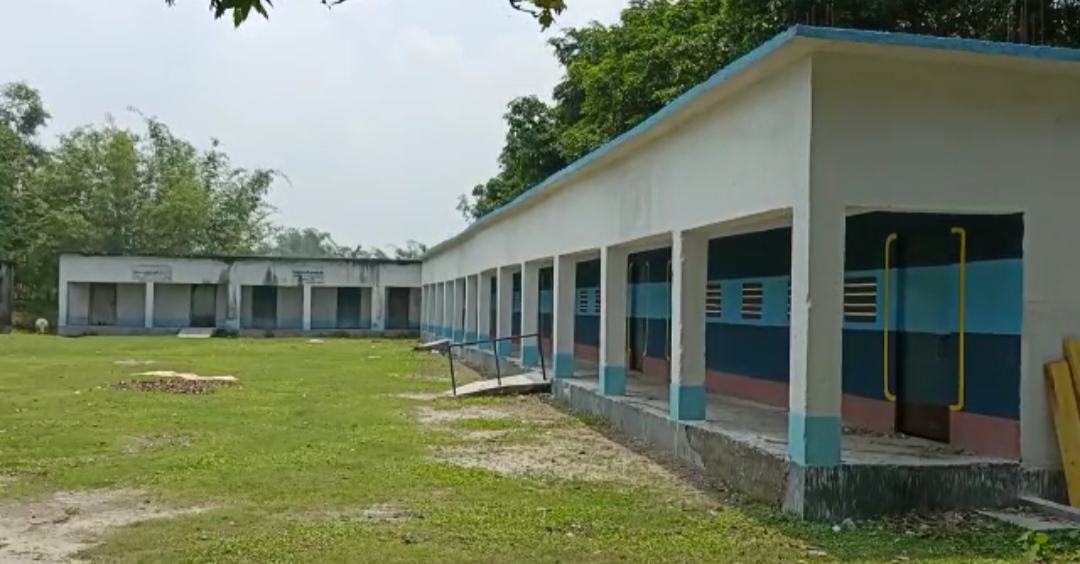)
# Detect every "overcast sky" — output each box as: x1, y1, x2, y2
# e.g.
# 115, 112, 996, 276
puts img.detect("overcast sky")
0, 0, 627, 249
